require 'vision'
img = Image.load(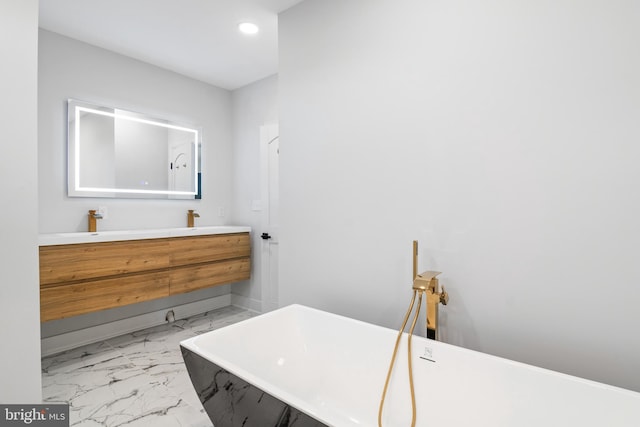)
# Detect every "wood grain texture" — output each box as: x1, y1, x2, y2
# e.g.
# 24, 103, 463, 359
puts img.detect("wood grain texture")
170, 258, 251, 295
39, 232, 251, 322
40, 239, 170, 285
40, 272, 169, 322
169, 233, 251, 267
